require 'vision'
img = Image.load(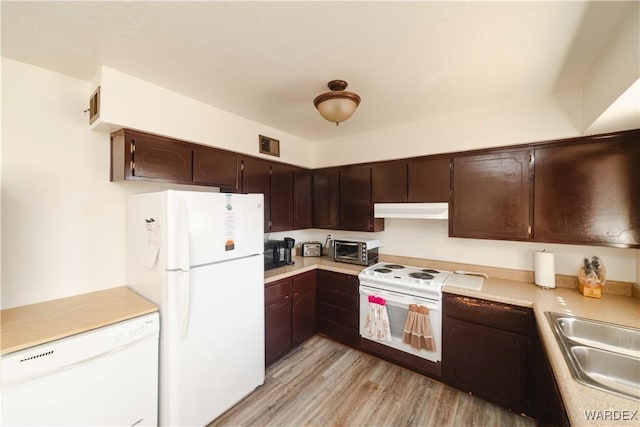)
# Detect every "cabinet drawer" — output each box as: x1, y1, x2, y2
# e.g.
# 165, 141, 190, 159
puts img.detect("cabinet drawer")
316, 271, 359, 295
316, 288, 358, 312
317, 318, 359, 348
265, 280, 292, 305
443, 293, 530, 335
317, 302, 358, 329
